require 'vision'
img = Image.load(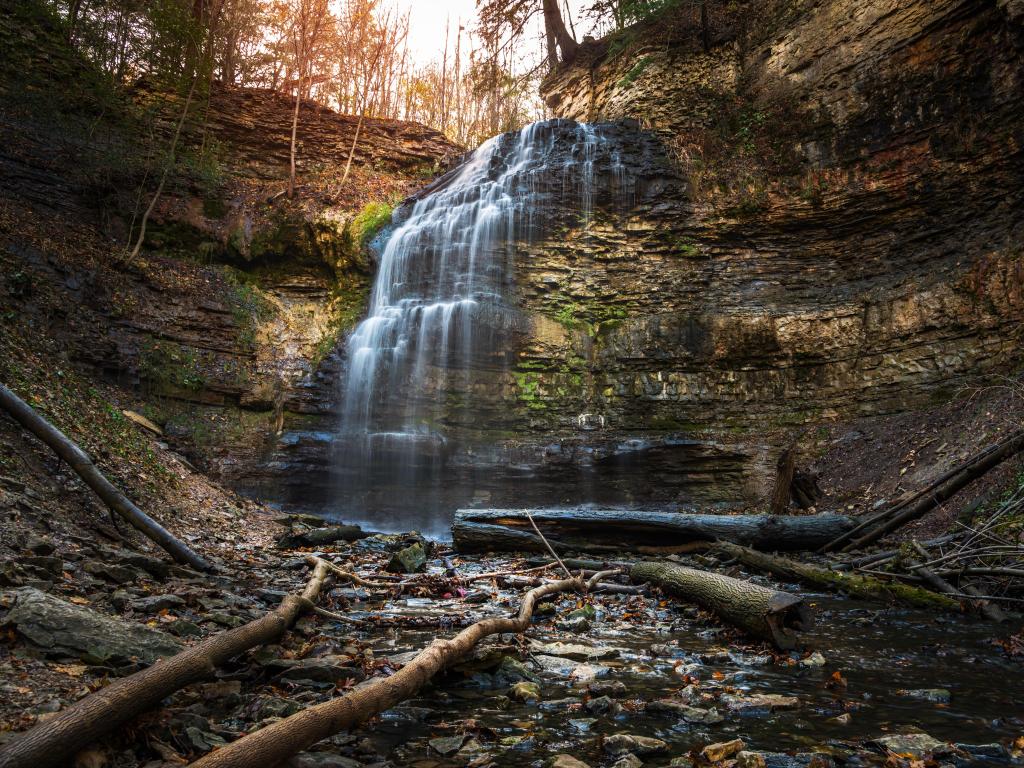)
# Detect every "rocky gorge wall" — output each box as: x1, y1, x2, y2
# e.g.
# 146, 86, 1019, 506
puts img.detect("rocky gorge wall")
323, 0, 1023, 516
